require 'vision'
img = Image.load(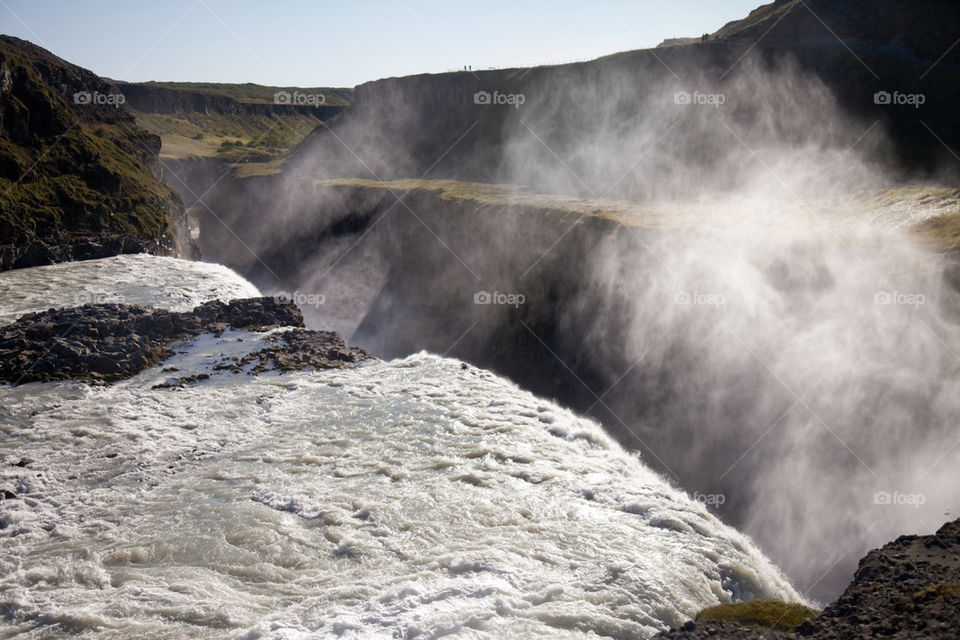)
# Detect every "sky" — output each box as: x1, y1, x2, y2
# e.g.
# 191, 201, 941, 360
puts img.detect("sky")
1, 1, 762, 87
